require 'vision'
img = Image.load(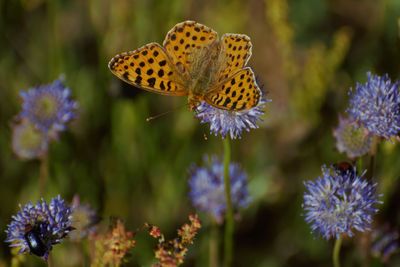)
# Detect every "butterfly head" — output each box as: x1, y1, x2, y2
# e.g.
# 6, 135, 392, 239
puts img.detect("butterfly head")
188, 92, 203, 111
